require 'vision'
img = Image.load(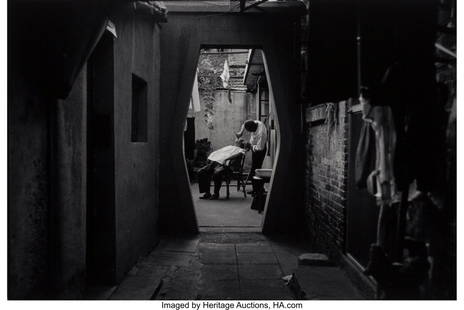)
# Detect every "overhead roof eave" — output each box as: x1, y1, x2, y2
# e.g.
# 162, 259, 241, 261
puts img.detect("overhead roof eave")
164, 0, 307, 15
243, 49, 265, 90
133, 1, 168, 22
243, 49, 255, 87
